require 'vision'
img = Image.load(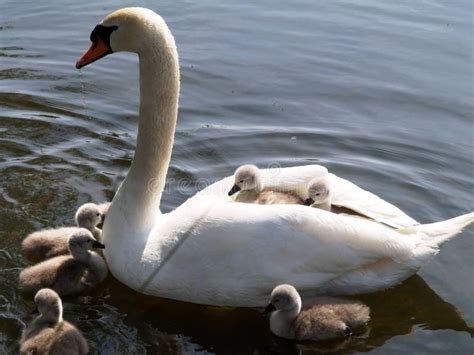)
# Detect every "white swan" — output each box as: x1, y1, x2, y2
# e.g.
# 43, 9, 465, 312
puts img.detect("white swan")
76, 7, 474, 307
229, 164, 304, 204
